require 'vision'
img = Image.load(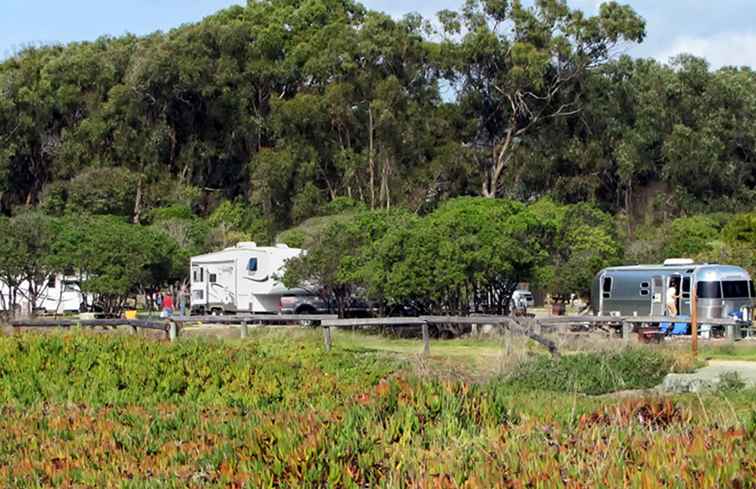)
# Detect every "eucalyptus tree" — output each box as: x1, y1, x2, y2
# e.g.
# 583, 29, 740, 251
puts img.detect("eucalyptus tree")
437, 0, 645, 198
